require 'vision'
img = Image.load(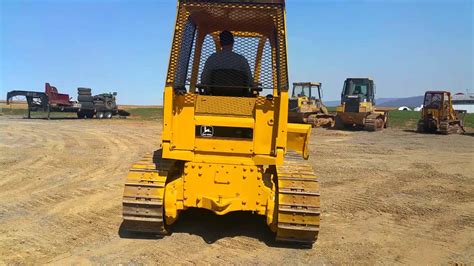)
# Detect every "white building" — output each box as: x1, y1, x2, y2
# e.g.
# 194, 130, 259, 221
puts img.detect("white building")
398, 106, 412, 111
453, 93, 474, 113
